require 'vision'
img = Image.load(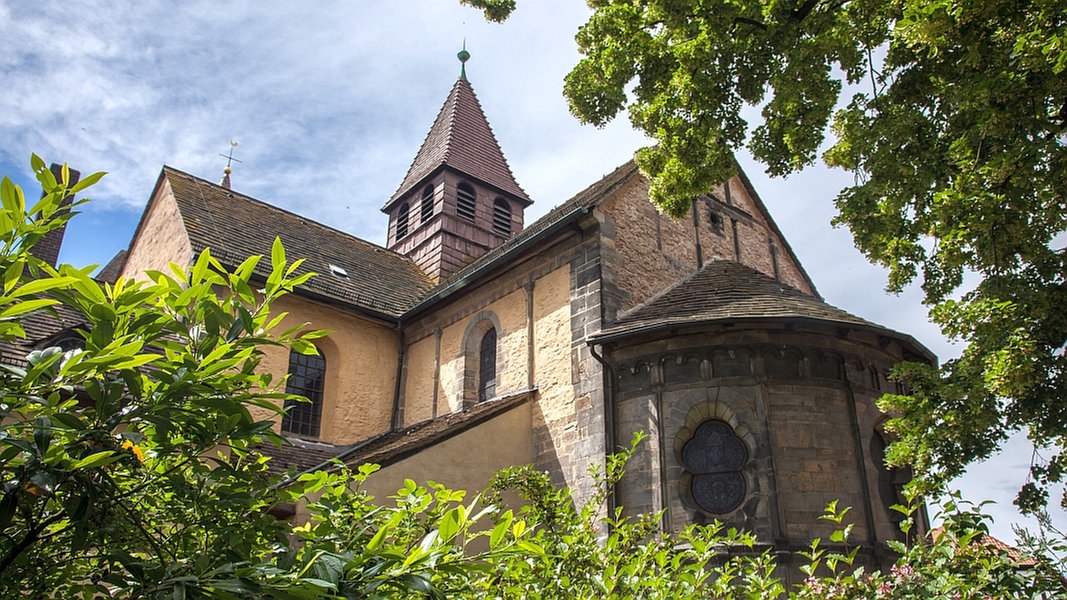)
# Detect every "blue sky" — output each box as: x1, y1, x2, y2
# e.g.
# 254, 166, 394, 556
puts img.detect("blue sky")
2, 0, 1060, 541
